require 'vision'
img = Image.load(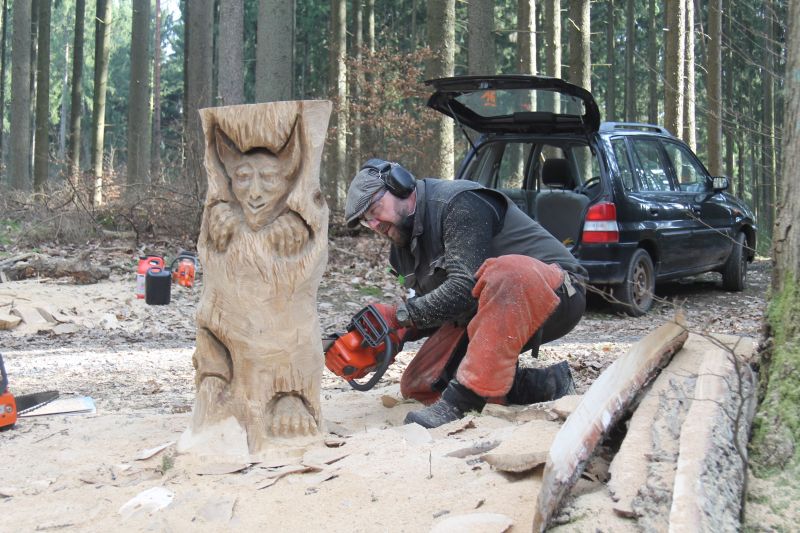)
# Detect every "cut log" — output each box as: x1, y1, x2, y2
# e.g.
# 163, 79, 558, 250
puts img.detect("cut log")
607, 333, 706, 519
482, 419, 561, 472
668, 335, 755, 532
6, 254, 110, 284
532, 315, 688, 532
